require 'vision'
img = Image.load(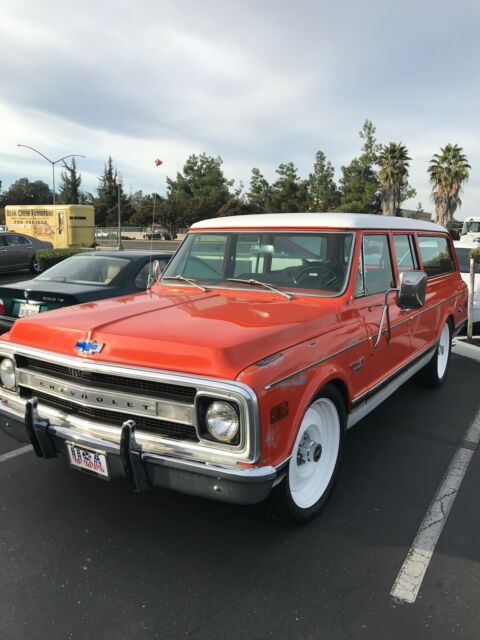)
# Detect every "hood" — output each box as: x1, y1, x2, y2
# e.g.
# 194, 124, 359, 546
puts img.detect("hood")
6, 287, 340, 379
